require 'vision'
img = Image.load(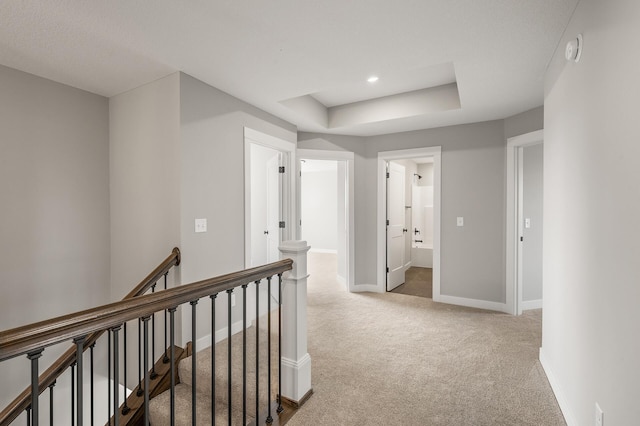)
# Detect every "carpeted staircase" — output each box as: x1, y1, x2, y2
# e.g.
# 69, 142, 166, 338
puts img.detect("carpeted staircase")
149, 320, 280, 425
